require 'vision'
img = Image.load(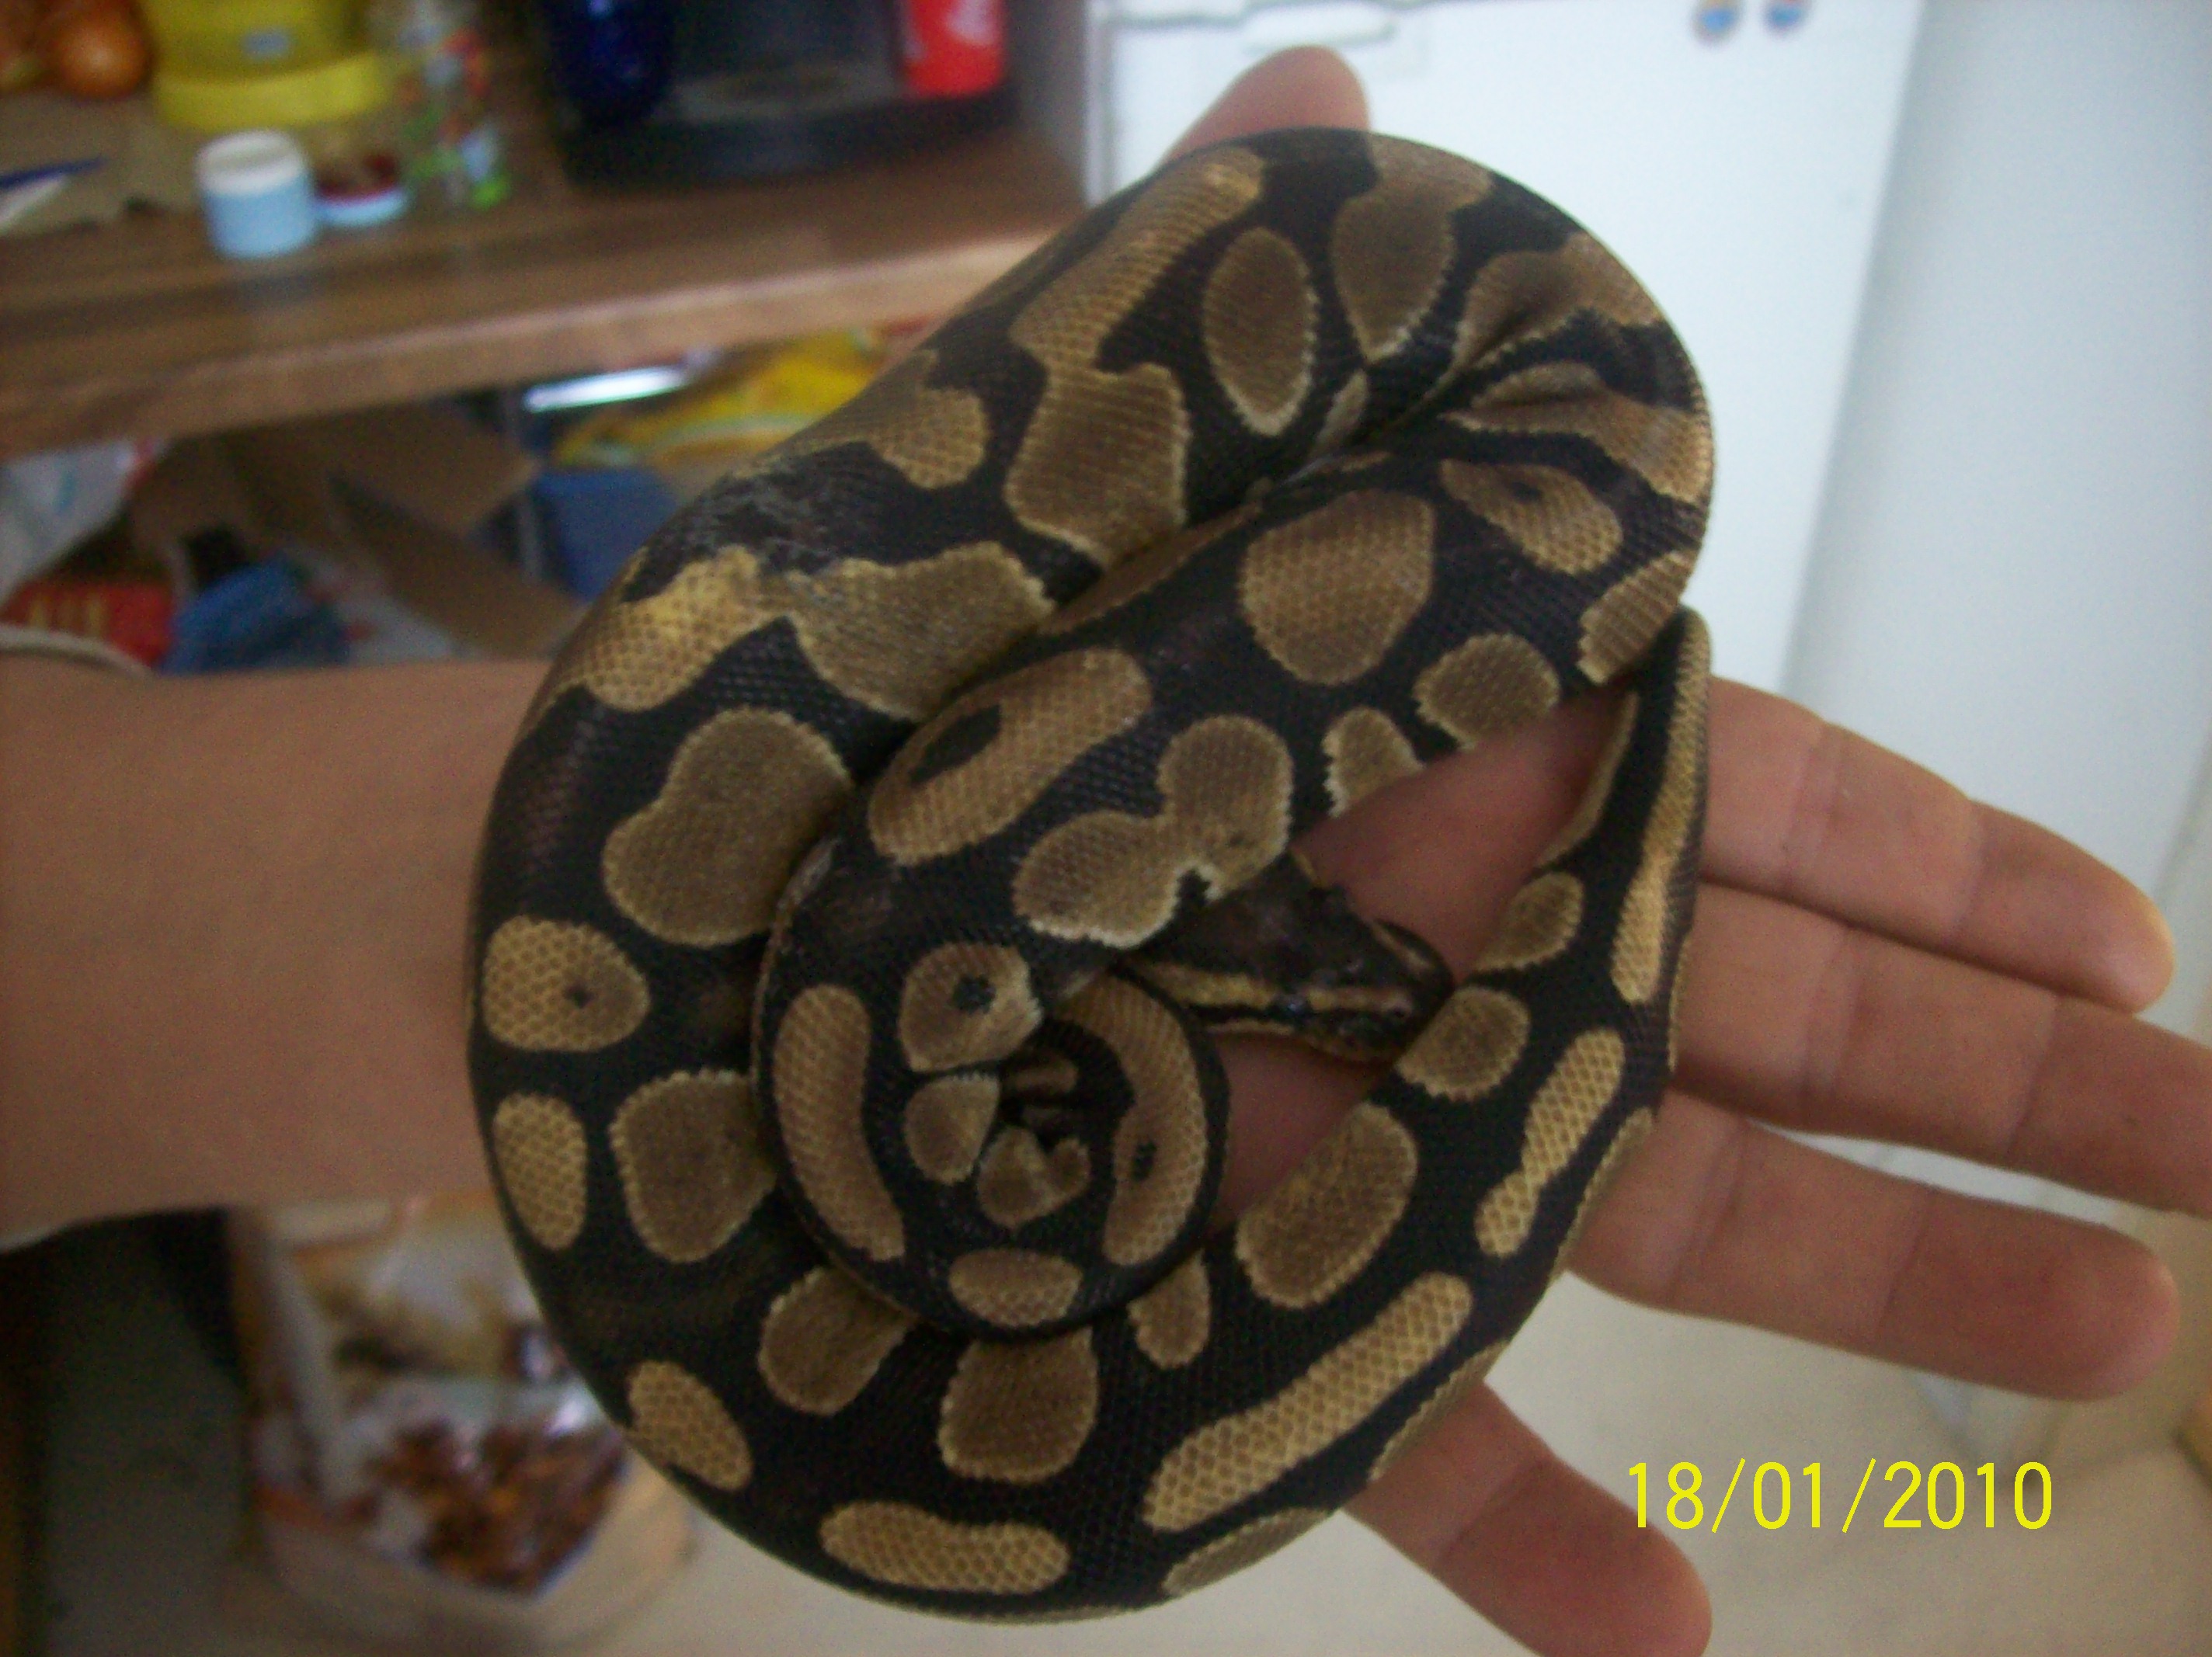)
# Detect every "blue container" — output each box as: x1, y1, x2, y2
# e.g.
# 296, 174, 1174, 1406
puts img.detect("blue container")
162, 559, 350, 673
533, 467, 678, 598
196, 130, 318, 259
